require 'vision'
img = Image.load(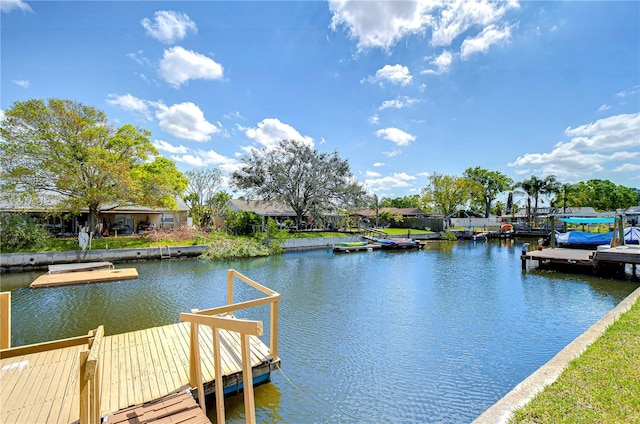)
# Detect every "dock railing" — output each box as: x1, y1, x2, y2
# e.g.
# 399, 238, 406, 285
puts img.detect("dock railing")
0, 318, 105, 424
1, 292, 10, 349
179, 269, 281, 424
